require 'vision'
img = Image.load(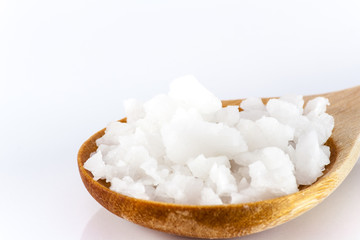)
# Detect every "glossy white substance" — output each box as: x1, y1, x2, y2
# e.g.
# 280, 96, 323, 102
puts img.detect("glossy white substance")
84, 76, 334, 205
